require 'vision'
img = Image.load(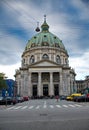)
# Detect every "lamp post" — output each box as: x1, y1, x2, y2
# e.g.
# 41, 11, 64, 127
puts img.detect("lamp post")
5, 91, 8, 106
